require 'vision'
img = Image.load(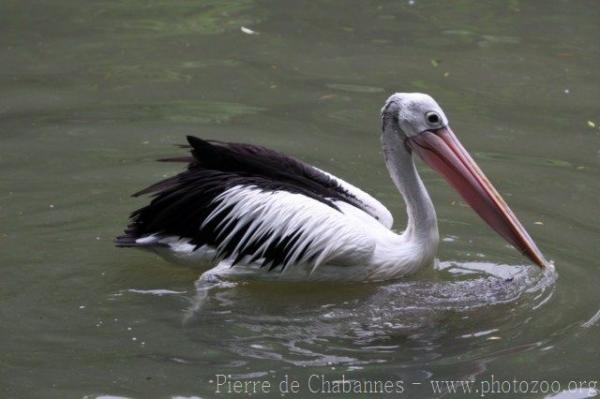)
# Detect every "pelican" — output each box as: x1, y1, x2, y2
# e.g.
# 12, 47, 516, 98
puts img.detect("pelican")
116, 93, 549, 282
